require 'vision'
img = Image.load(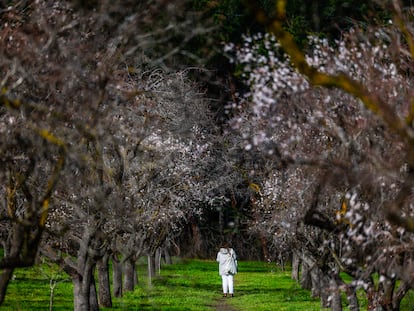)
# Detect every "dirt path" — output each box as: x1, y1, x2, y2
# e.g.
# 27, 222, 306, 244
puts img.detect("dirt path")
211, 297, 239, 311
